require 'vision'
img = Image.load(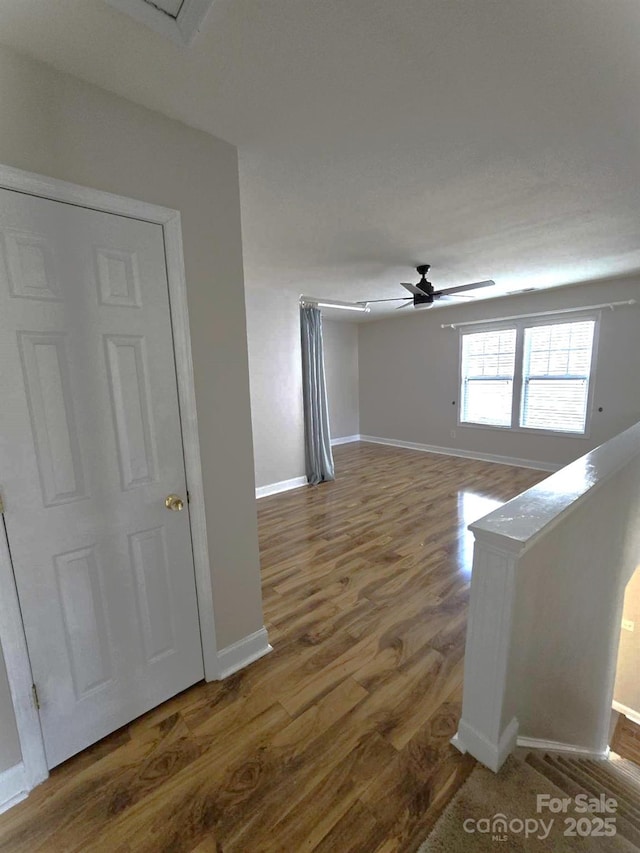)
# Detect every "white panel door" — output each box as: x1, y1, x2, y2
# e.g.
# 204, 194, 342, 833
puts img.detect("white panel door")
0, 188, 204, 768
